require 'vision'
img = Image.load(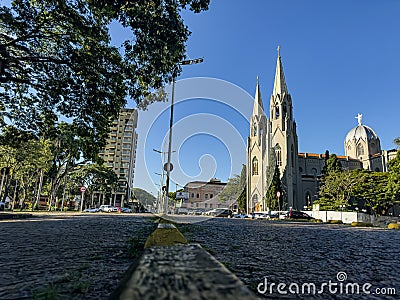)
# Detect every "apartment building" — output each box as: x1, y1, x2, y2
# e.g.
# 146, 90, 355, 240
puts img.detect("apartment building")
99, 108, 138, 207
